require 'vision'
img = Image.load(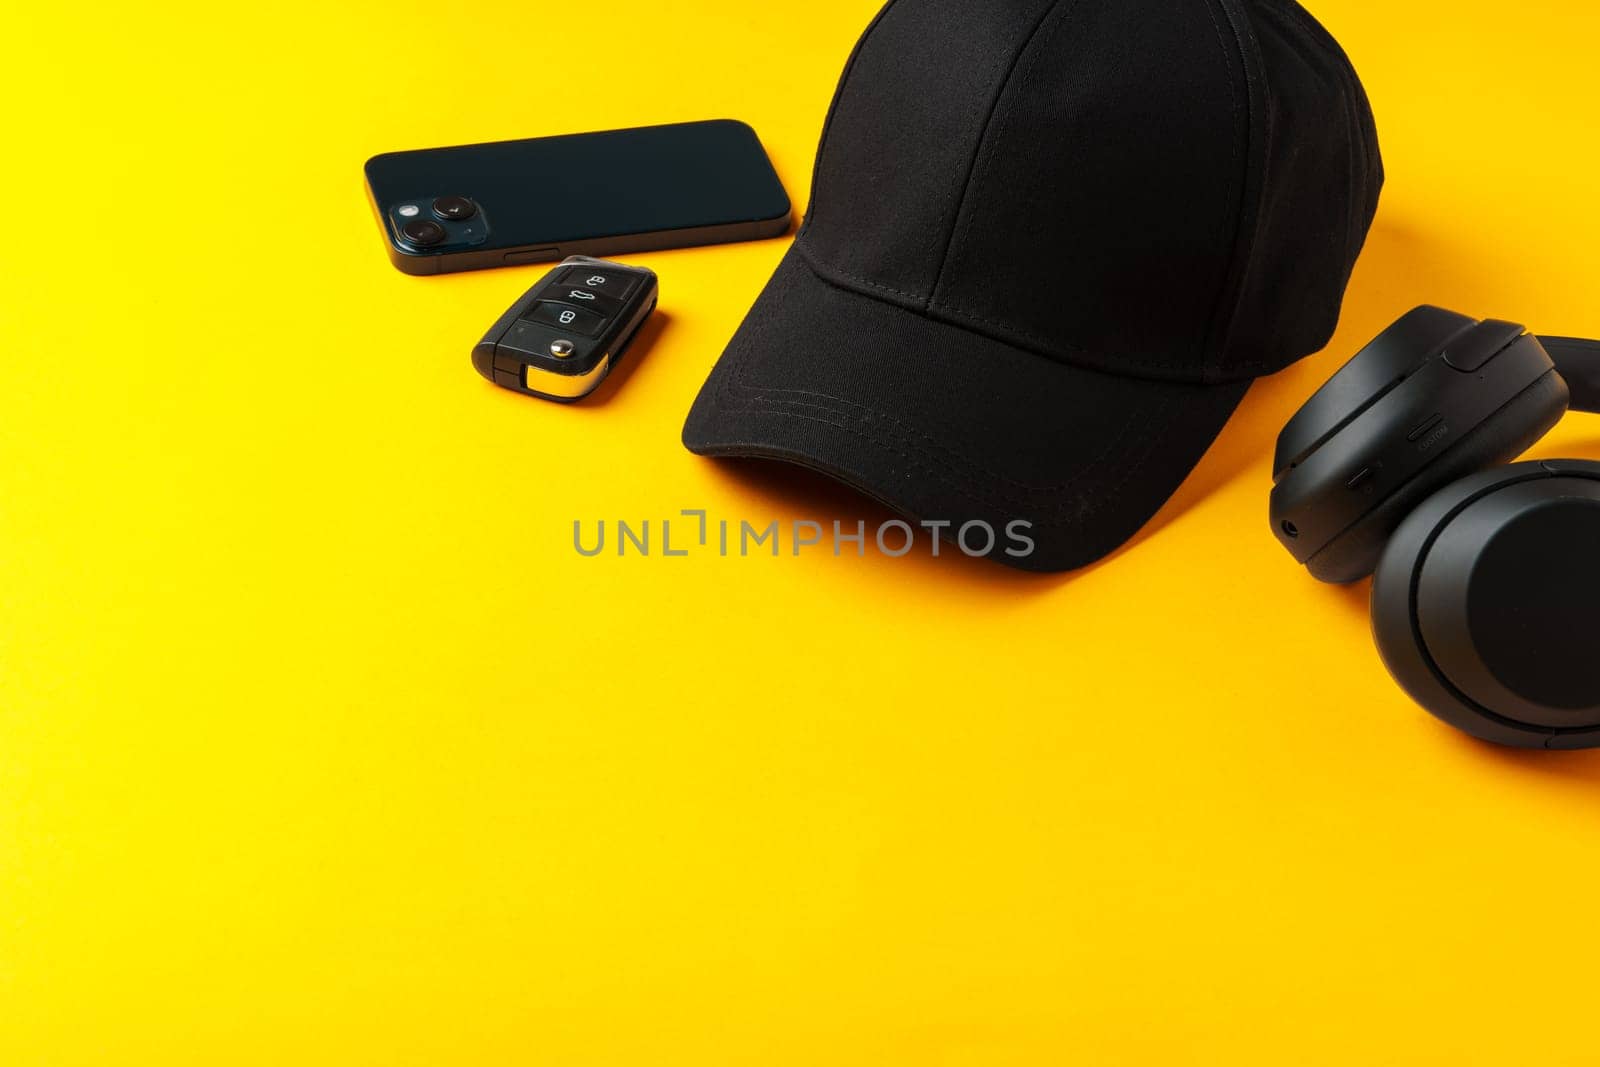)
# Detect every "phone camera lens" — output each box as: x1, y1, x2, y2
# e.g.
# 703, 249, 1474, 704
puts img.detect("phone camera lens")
401, 219, 447, 247
431, 196, 477, 221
